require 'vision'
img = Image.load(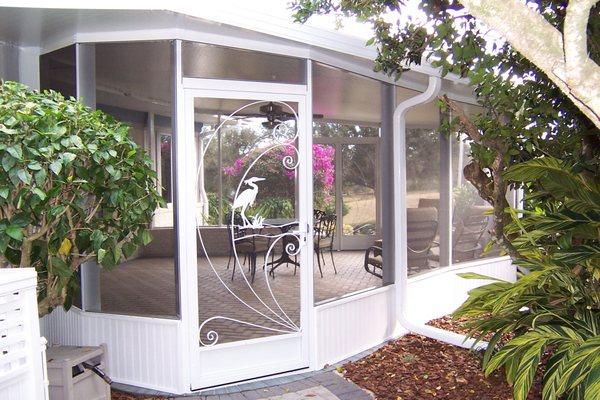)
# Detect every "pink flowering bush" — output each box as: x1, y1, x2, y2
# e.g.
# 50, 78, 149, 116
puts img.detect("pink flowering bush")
222, 143, 335, 217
